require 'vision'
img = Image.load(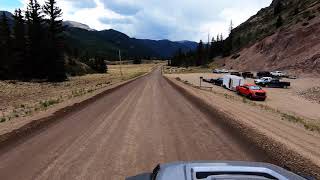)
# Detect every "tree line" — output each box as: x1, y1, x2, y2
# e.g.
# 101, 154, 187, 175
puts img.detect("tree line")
0, 0, 107, 81
169, 22, 234, 67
